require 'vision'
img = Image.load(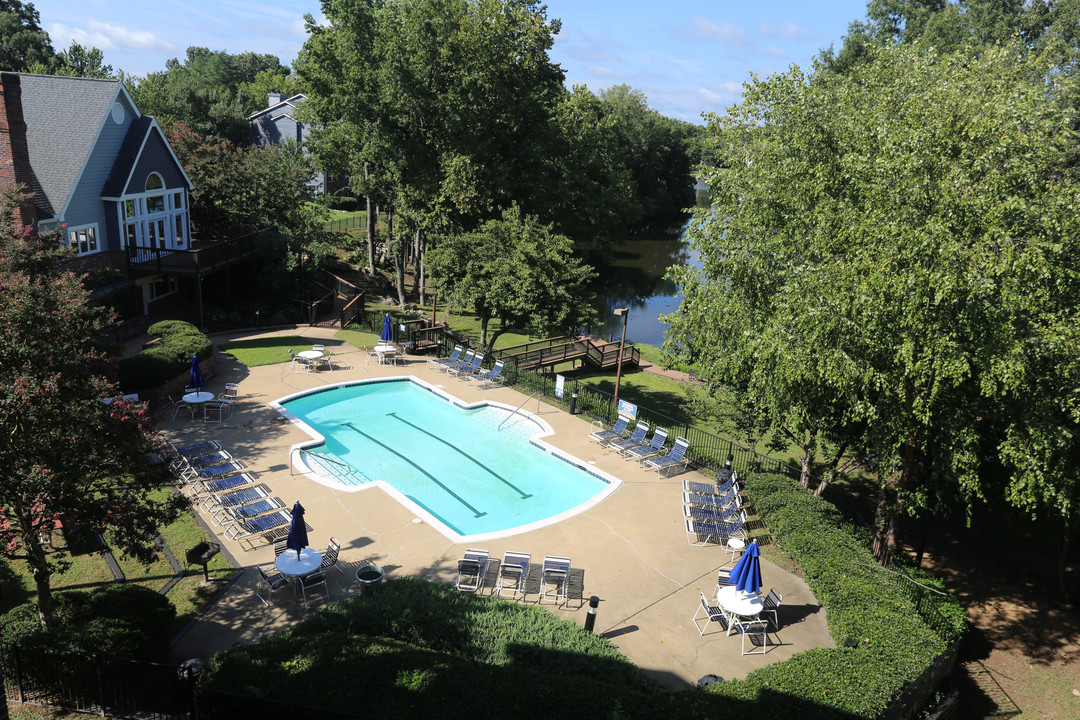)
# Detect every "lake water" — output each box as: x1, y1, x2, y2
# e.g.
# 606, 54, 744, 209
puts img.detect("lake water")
588, 223, 699, 348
